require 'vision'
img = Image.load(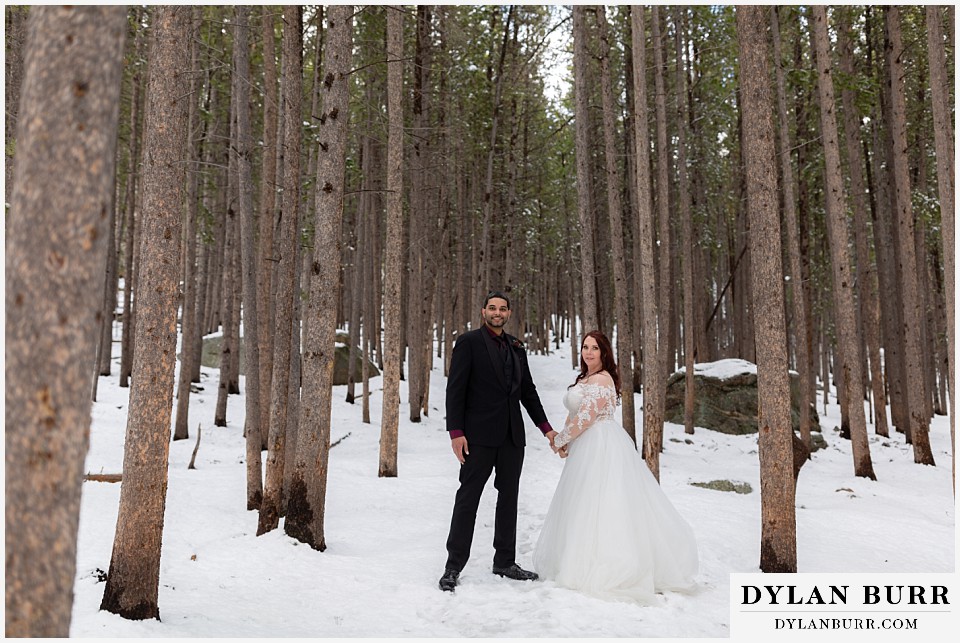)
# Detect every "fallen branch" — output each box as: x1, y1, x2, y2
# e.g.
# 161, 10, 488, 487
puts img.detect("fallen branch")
188, 424, 201, 470
84, 473, 122, 483
330, 432, 352, 449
